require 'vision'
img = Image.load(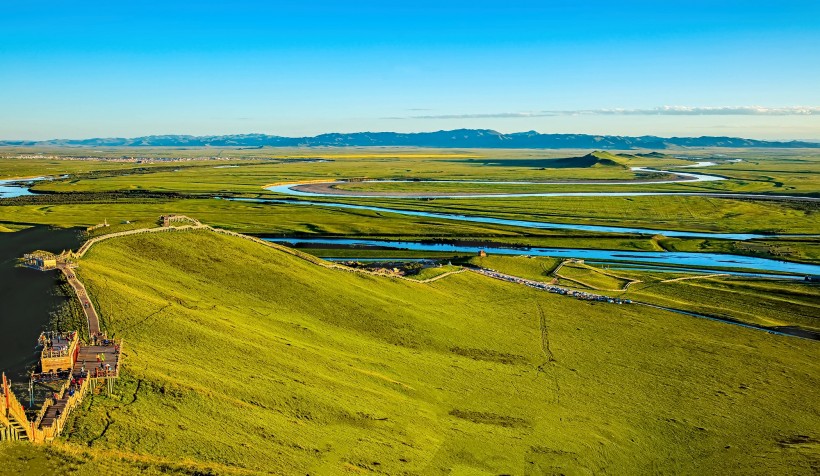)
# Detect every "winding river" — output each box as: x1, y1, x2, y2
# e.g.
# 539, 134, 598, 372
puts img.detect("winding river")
264, 237, 820, 277
256, 162, 817, 242
265, 166, 737, 199
2, 173, 817, 276
232, 197, 816, 241
0, 177, 43, 198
